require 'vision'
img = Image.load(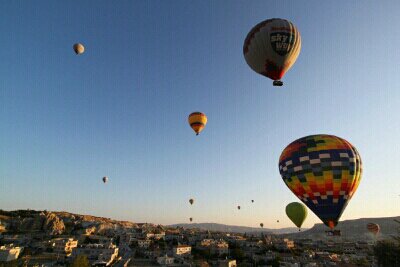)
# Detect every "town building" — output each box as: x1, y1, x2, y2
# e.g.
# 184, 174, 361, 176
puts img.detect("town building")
173, 244, 191, 256
274, 238, 295, 250
53, 238, 78, 257
0, 244, 23, 262
210, 241, 229, 256
137, 239, 151, 248
217, 259, 237, 267
153, 232, 166, 240
157, 254, 174, 265
200, 239, 229, 256
71, 243, 118, 266
342, 242, 356, 254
